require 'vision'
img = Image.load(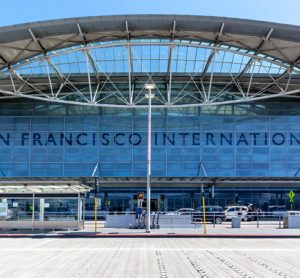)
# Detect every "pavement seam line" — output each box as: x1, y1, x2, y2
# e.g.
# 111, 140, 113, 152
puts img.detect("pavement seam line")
182, 250, 208, 277
233, 250, 292, 278
155, 250, 168, 278
207, 250, 252, 277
